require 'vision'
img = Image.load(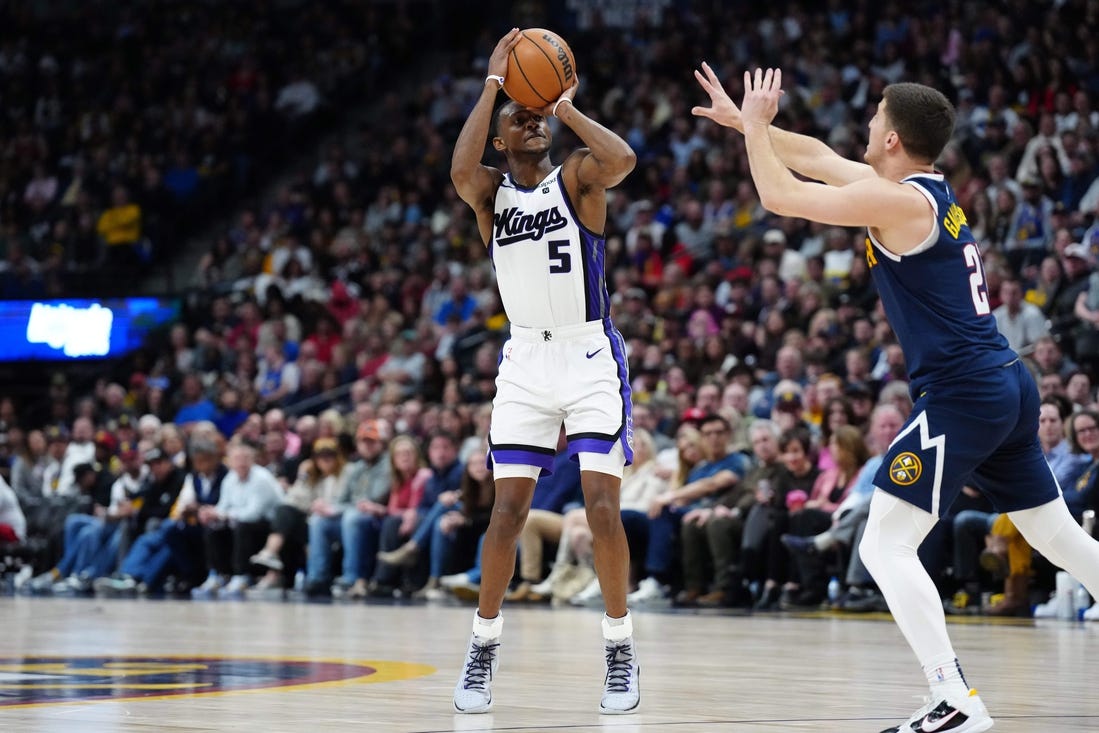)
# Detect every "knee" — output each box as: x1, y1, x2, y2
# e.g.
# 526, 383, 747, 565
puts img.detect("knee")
951, 511, 971, 537
679, 520, 699, 541
585, 495, 620, 536
959, 510, 990, 534
307, 515, 327, 537
491, 502, 528, 537
273, 505, 289, 523
857, 530, 878, 574
341, 510, 359, 532
709, 516, 741, 541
